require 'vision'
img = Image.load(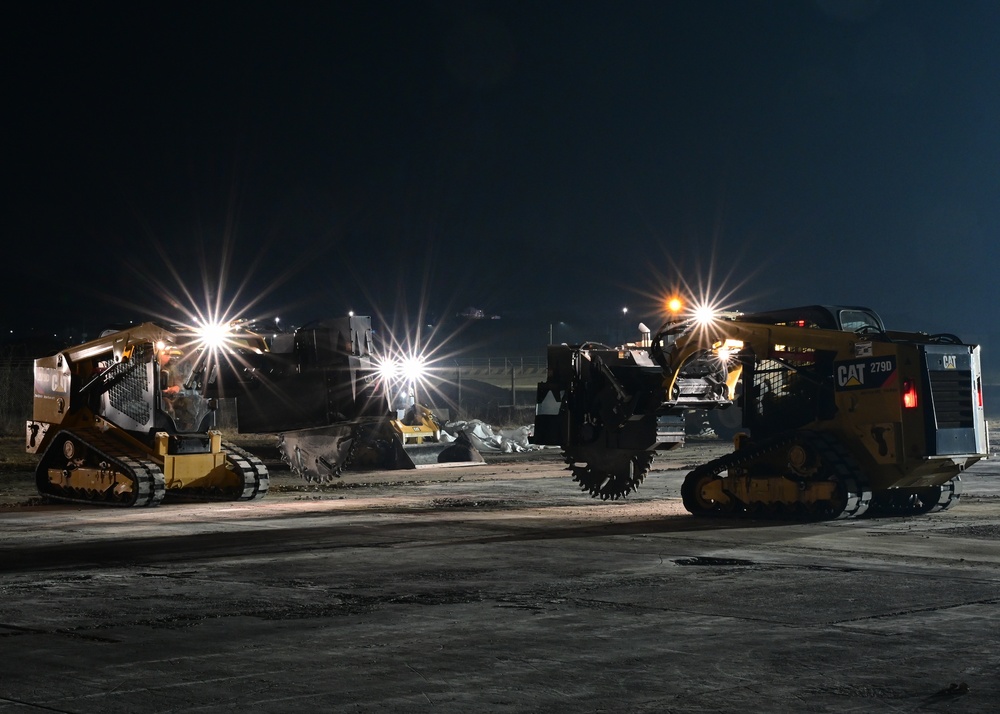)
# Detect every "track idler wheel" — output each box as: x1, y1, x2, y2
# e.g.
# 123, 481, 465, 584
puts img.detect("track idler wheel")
681, 468, 735, 516
820, 475, 866, 520
869, 477, 963, 516
914, 477, 963, 513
